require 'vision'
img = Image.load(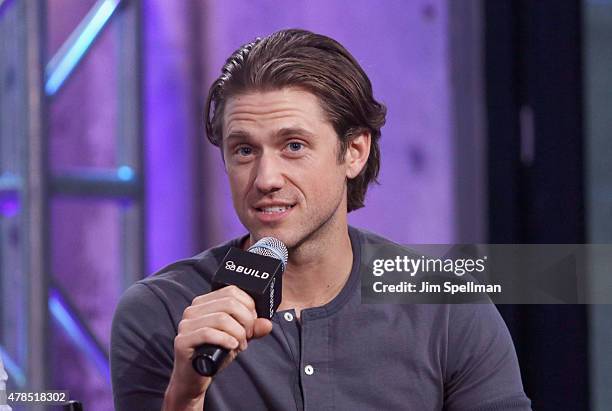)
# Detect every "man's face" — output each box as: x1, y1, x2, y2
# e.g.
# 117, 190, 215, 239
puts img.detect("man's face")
221, 88, 350, 249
